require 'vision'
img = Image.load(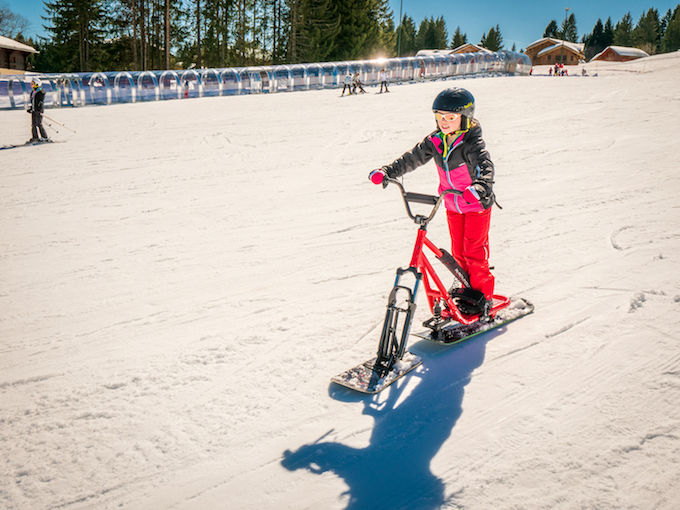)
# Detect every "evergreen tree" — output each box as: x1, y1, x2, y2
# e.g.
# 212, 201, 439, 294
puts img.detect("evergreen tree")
415, 17, 435, 49
633, 8, 660, 54
613, 11, 634, 46
200, 0, 232, 68
661, 5, 680, 52
603, 17, 614, 46
450, 26, 466, 48
289, 0, 340, 63
660, 8, 672, 38
432, 15, 447, 49
395, 14, 416, 56
560, 13, 578, 42
480, 24, 503, 51
583, 18, 604, 60
374, 0, 395, 57
543, 19, 558, 38
41, 0, 108, 72
413, 15, 447, 50
271, 0, 290, 64
328, 0, 383, 61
